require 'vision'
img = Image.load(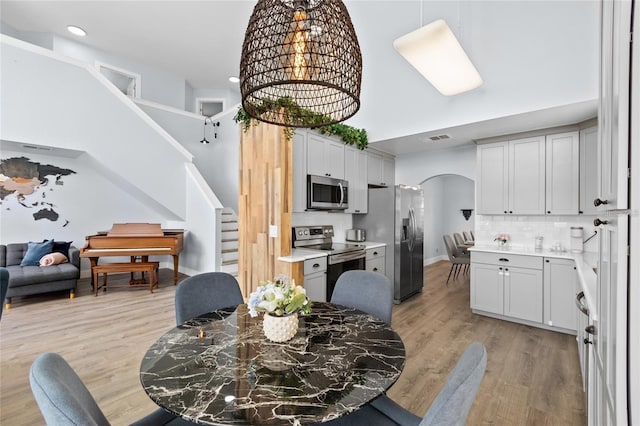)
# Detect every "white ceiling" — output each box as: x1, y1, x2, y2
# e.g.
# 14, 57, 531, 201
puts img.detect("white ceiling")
0, 1, 599, 155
